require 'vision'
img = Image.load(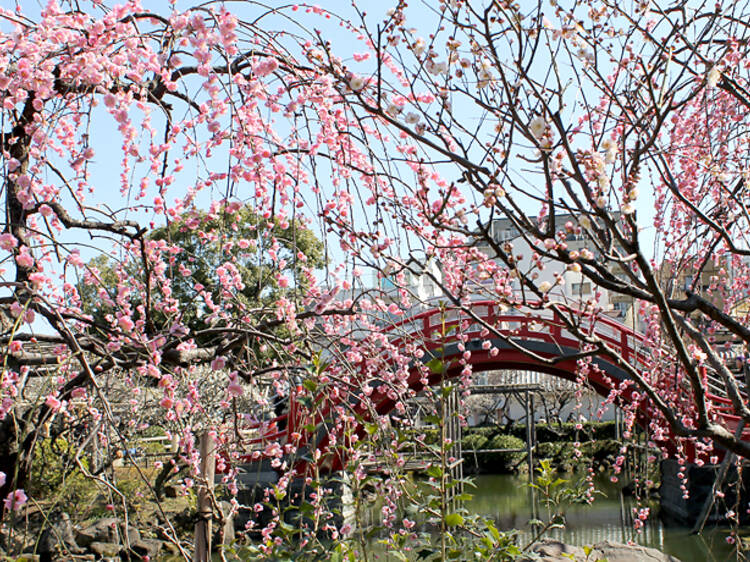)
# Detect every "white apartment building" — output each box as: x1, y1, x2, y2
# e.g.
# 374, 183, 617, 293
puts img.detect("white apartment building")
478, 216, 638, 328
